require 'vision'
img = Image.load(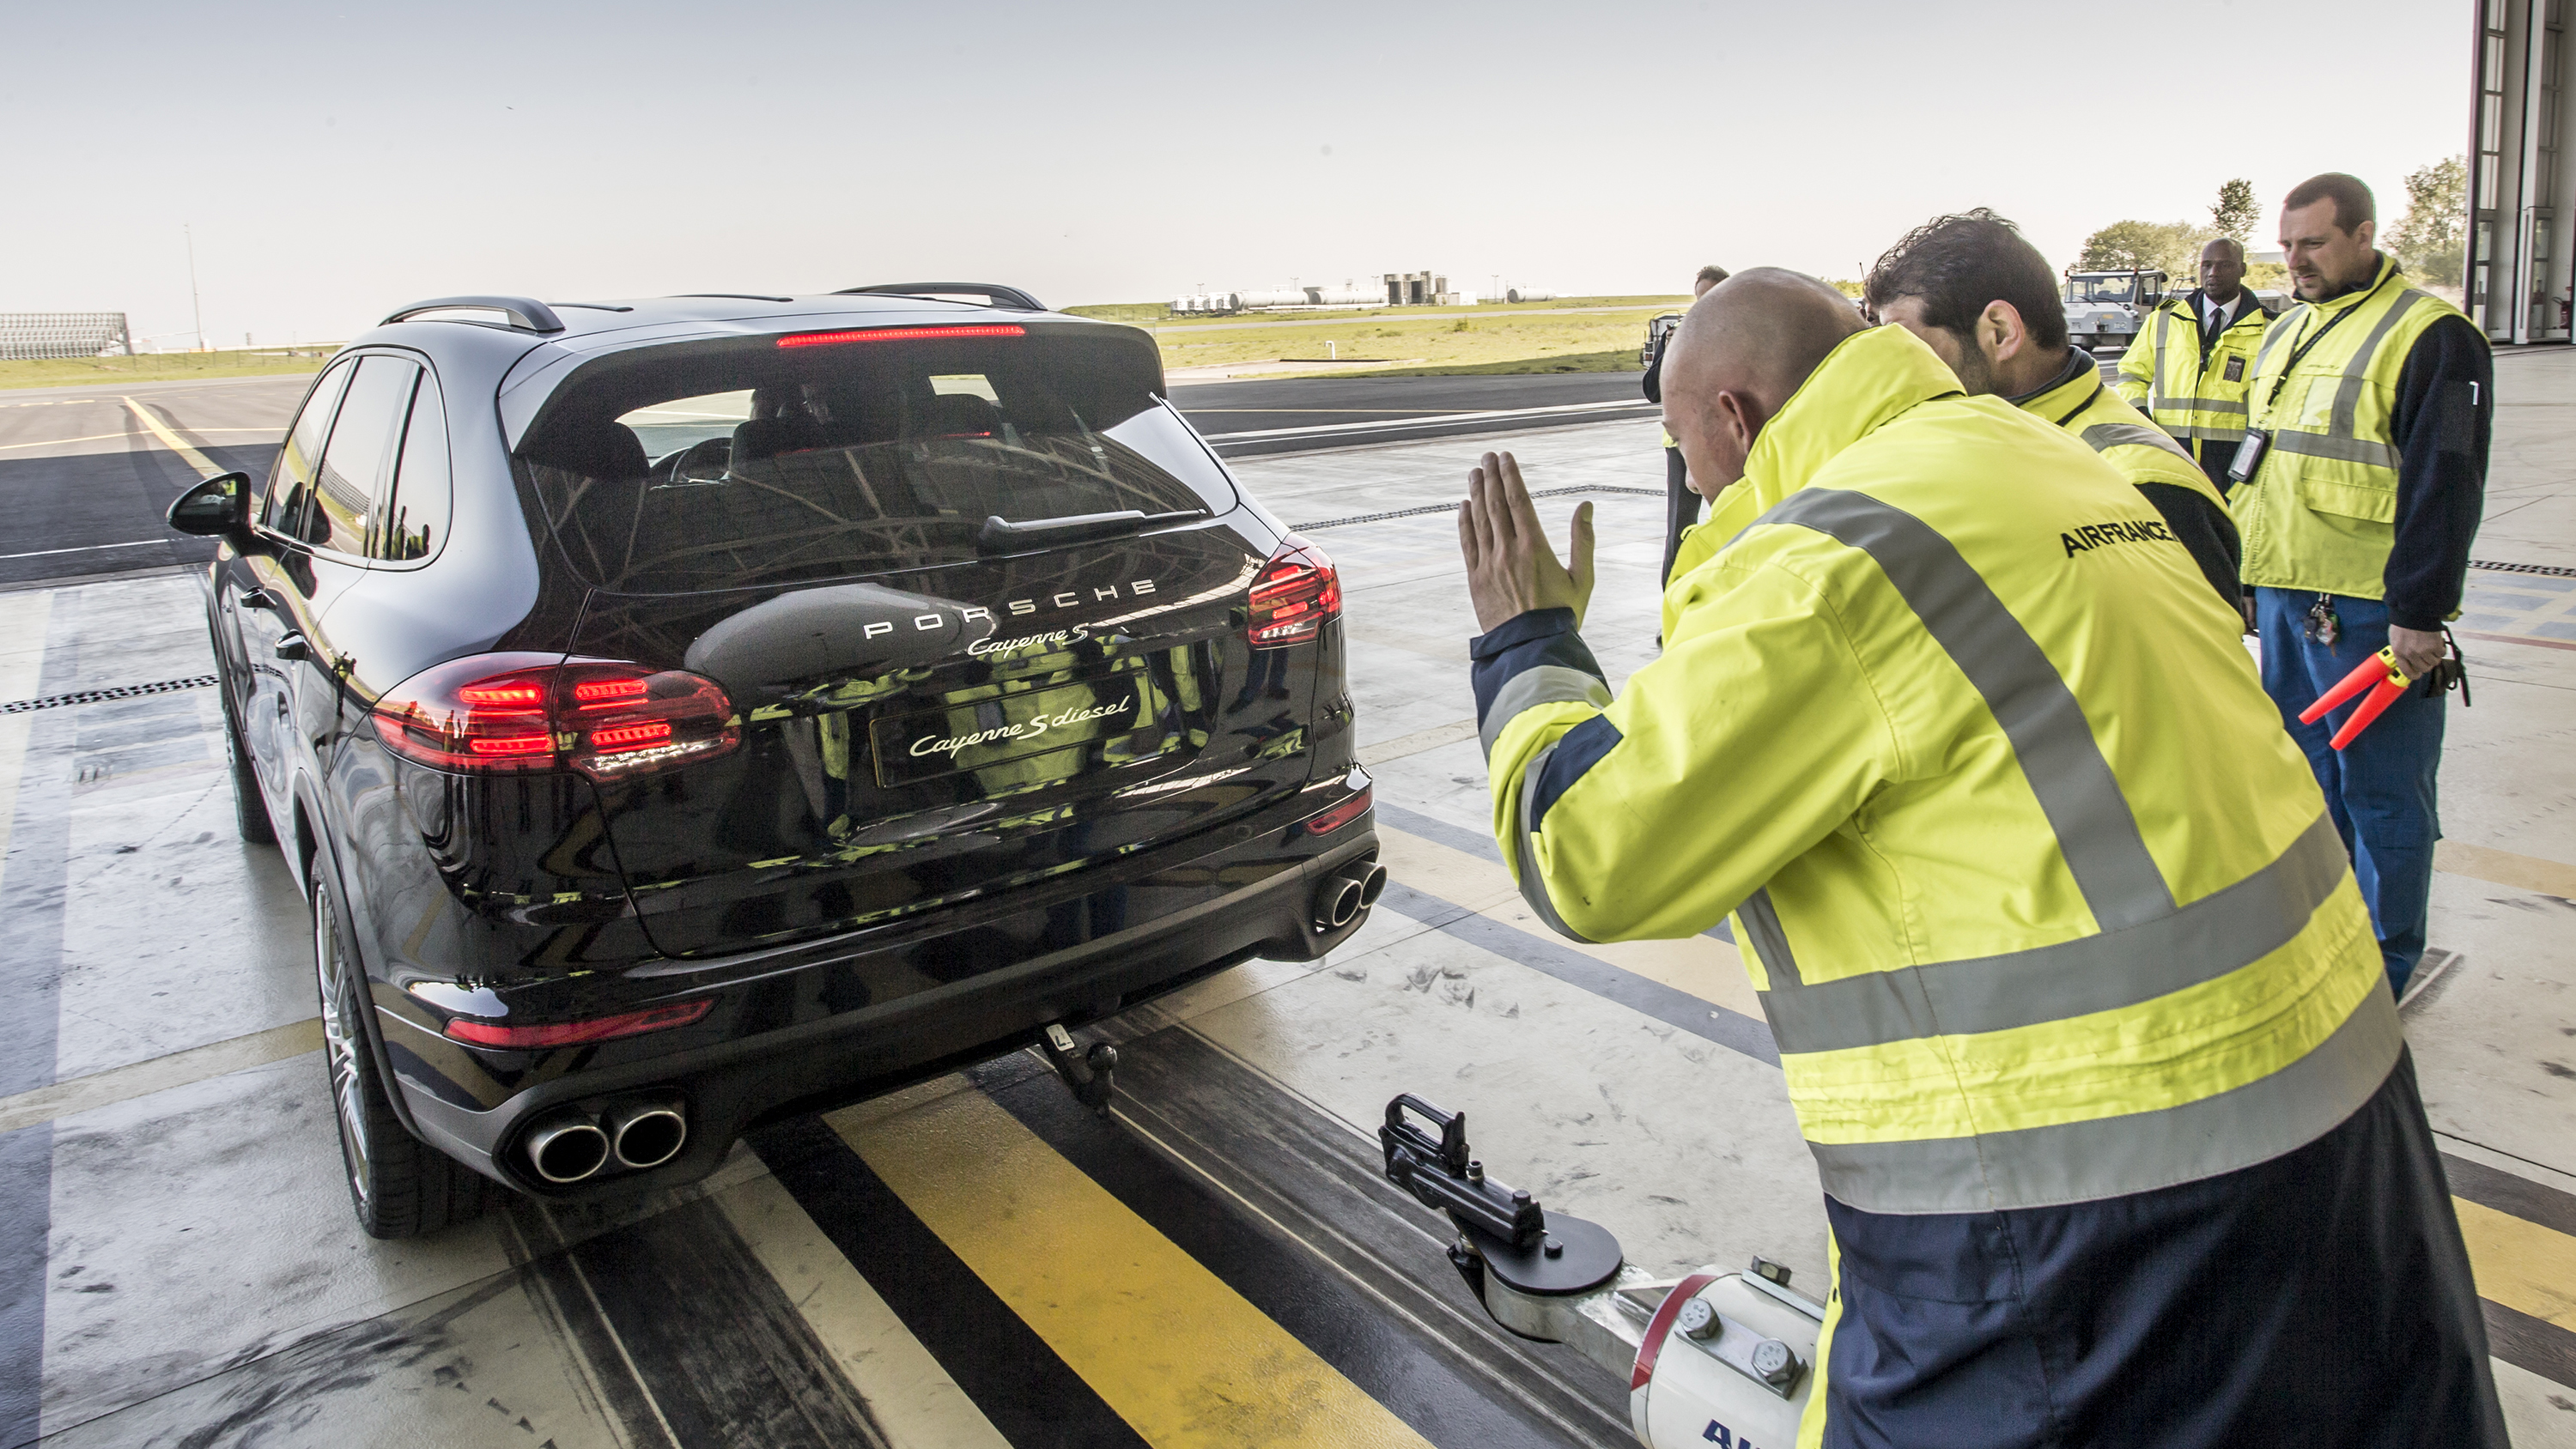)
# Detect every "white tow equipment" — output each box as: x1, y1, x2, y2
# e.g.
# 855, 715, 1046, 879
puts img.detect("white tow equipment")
1381, 1094, 1826, 1449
